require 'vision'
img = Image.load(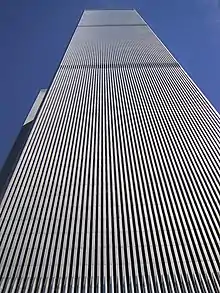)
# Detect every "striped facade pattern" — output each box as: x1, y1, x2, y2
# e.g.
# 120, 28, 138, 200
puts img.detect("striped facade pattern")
0, 10, 220, 293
